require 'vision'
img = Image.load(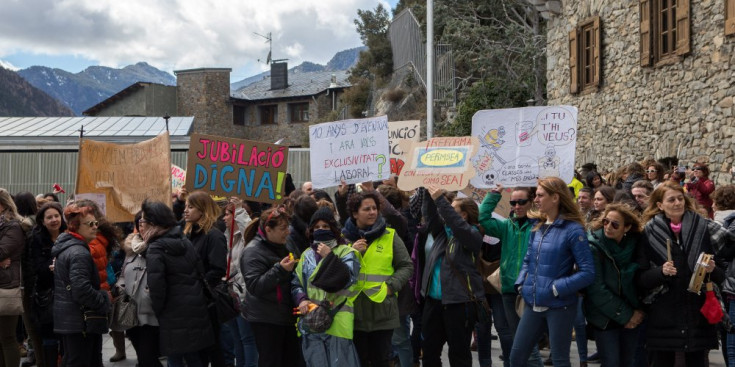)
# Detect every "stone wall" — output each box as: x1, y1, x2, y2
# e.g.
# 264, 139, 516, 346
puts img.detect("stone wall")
546, 0, 735, 185
175, 68, 236, 137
